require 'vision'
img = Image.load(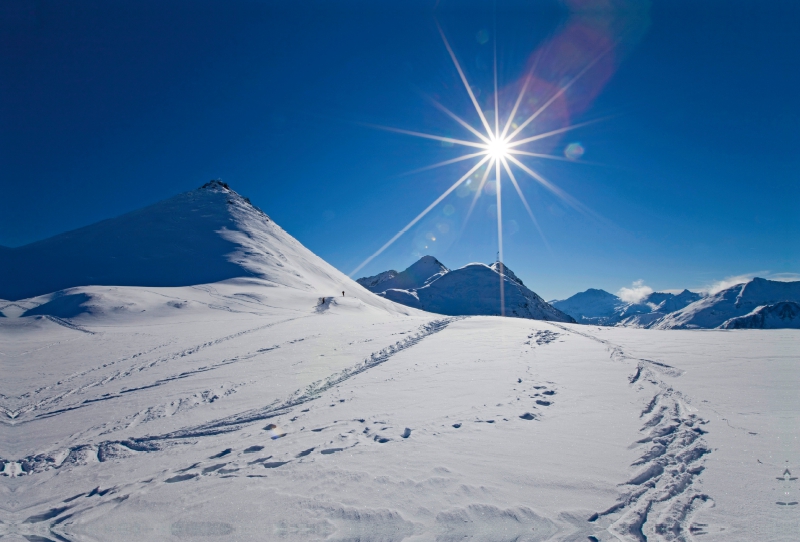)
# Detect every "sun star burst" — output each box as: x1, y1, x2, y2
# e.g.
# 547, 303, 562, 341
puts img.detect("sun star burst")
352, 22, 606, 315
